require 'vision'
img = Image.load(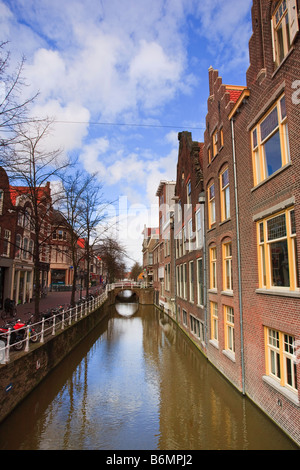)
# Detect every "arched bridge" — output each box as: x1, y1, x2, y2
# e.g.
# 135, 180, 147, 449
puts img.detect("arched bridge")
106, 282, 154, 306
